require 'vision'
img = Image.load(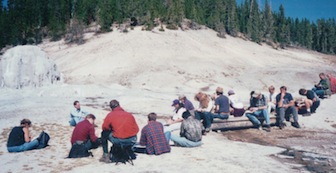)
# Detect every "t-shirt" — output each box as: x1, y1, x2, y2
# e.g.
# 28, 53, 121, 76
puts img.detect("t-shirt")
215, 95, 230, 113
183, 99, 195, 111
172, 107, 186, 121
7, 126, 25, 147
276, 92, 293, 108
306, 90, 319, 101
